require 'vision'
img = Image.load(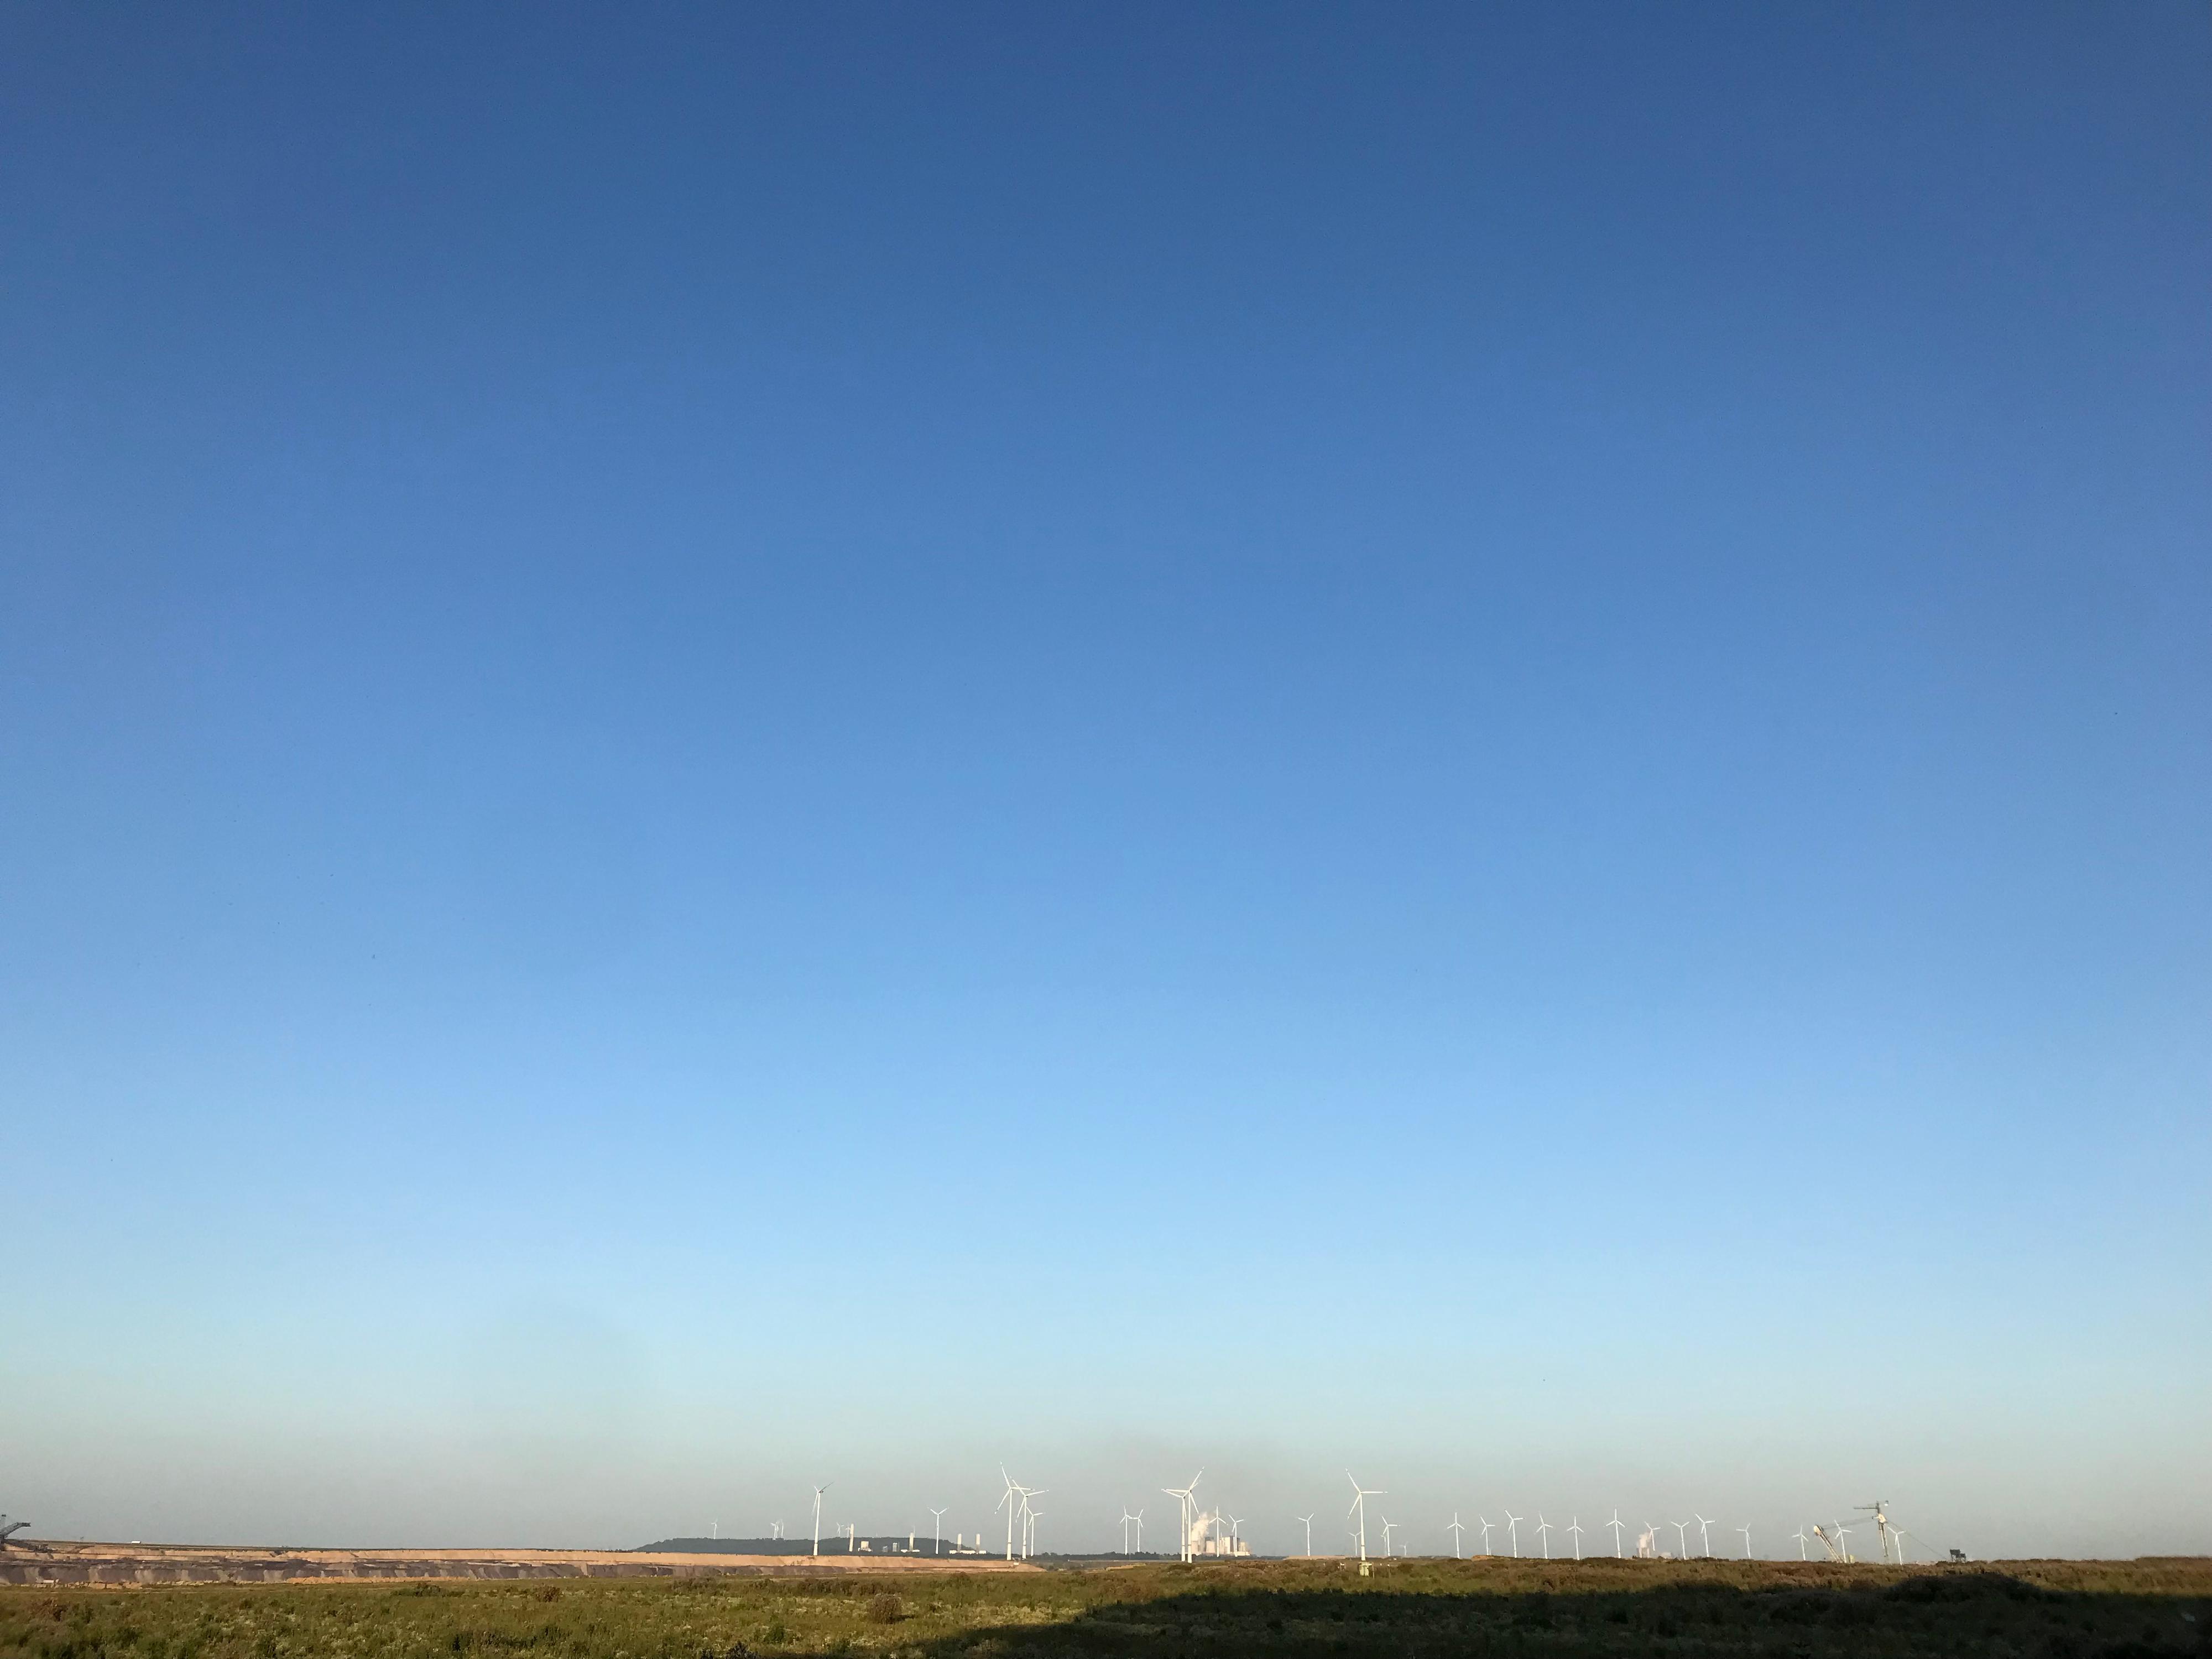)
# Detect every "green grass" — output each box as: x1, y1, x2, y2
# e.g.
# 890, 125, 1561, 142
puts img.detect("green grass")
5, 1557, 2208, 1659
